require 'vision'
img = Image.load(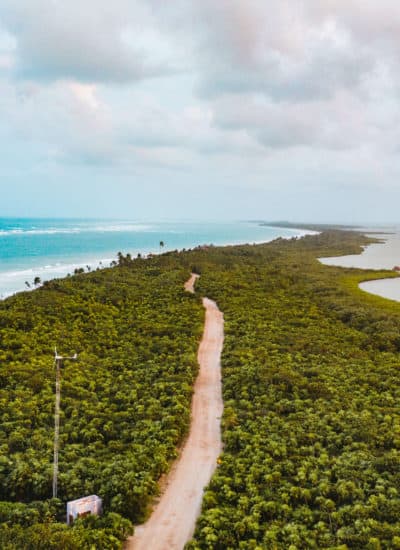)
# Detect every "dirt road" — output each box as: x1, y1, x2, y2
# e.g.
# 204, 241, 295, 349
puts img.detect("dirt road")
184, 272, 199, 293
126, 276, 224, 550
